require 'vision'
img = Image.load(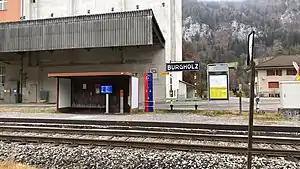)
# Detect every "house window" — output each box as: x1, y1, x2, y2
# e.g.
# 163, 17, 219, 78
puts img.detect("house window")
0, 0, 7, 11
267, 69, 282, 76
286, 68, 297, 75
268, 82, 279, 88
